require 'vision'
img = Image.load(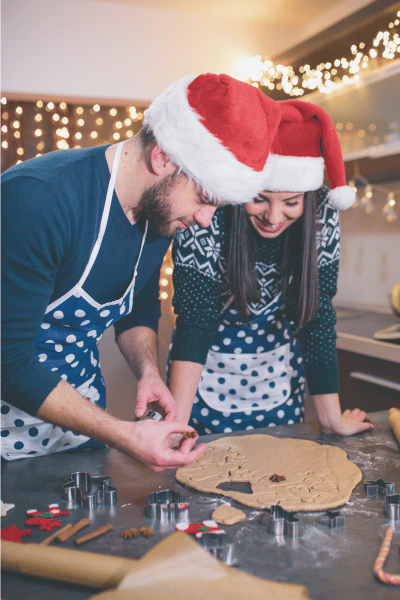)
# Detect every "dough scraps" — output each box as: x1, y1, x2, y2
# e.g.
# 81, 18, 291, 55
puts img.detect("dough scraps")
211, 505, 246, 525
176, 434, 362, 511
